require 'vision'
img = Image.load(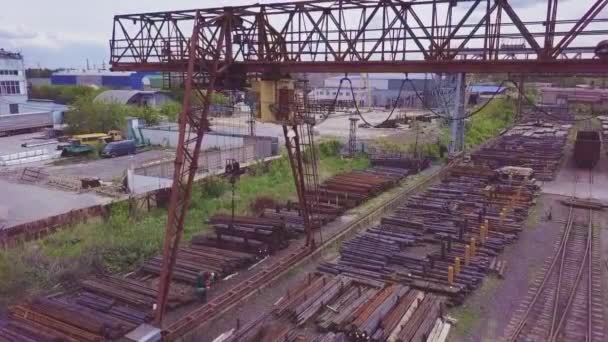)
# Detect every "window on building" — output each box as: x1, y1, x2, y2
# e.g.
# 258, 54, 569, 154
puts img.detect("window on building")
346, 92, 350, 96
0, 81, 21, 95
332, 92, 336, 95
9, 104, 18, 114
339, 92, 343, 96
0, 70, 18, 75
